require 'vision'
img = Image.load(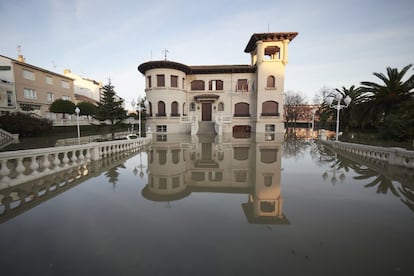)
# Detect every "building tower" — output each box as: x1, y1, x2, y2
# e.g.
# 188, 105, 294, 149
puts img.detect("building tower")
244, 32, 298, 134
